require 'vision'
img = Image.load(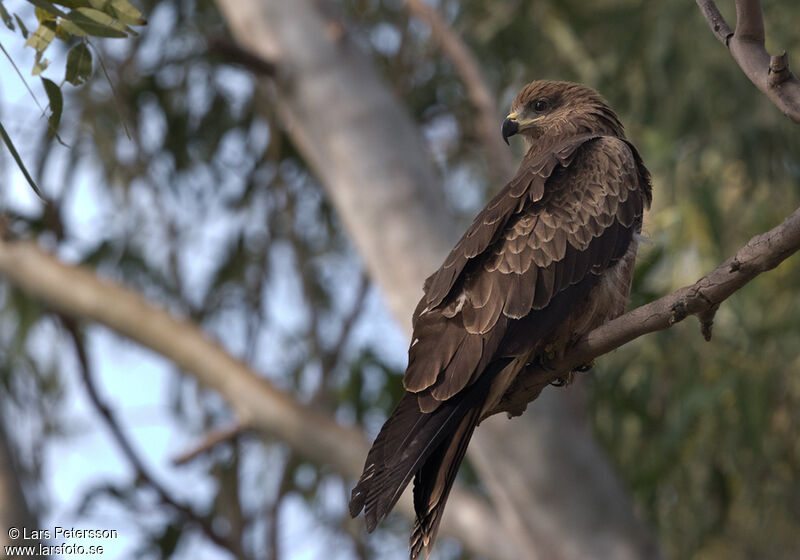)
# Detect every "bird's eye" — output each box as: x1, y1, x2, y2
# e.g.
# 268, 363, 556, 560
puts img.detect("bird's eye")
533, 99, 549, 112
